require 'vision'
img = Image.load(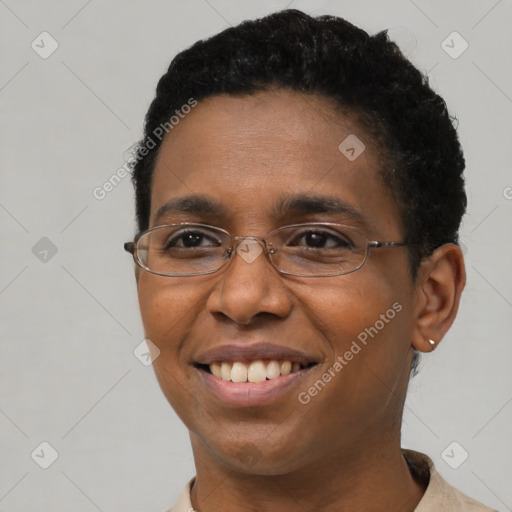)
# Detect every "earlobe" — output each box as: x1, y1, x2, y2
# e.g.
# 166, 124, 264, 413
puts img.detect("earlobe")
411, 244, 466, 353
